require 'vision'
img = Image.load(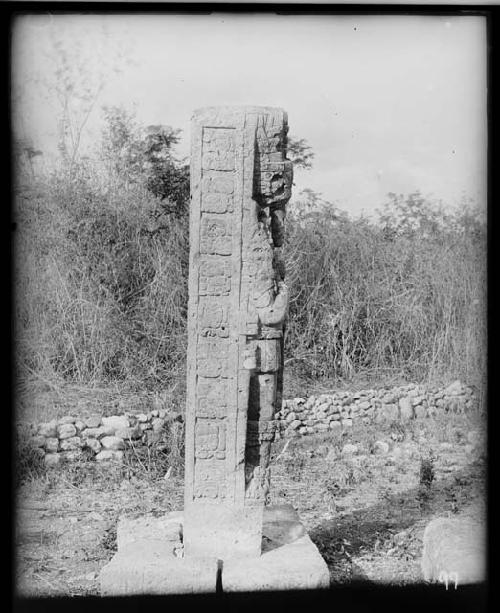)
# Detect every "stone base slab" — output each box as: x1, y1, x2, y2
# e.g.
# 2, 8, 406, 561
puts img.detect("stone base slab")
222, 533, 330, 592
100, 541, 219, 595
183, 502, 263, 560
100, 505, 330, 594
116, 511, 183, 549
